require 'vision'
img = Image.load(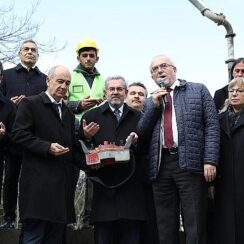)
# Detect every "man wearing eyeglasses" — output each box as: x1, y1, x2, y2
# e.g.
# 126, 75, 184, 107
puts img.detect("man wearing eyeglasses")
0, 40, 47, 229
80, 75, 146, 244
68, 39, 105, 120
137, 55, 220, 244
